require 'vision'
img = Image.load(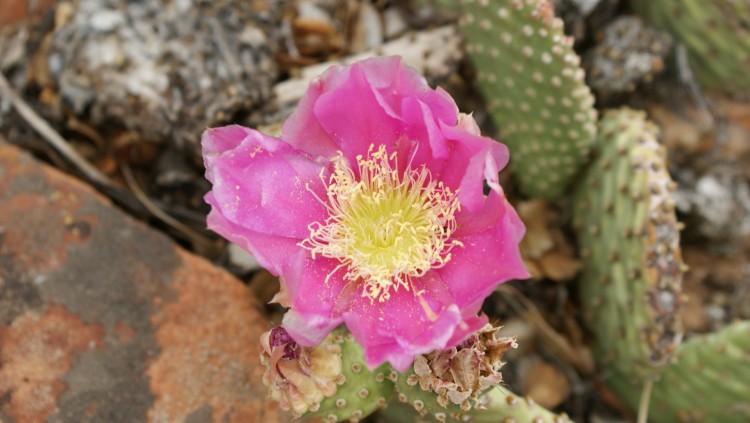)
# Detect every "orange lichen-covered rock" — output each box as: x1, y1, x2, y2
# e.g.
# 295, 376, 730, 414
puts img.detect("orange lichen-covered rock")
0, 141, 287, 423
